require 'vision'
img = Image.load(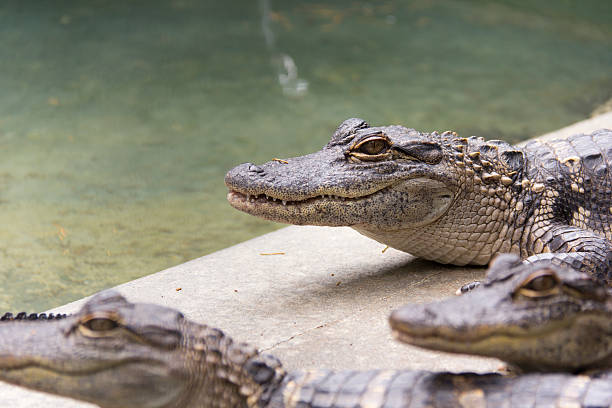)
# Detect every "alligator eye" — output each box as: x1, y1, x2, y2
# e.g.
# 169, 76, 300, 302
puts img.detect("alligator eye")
358, 138, 388, 155
350, 134, 391, 158
515, 269, 560, 298
347, 134, 392, 162
524, 275, 557, 291
78, 314, 121, 336
83, 318, 119, 332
